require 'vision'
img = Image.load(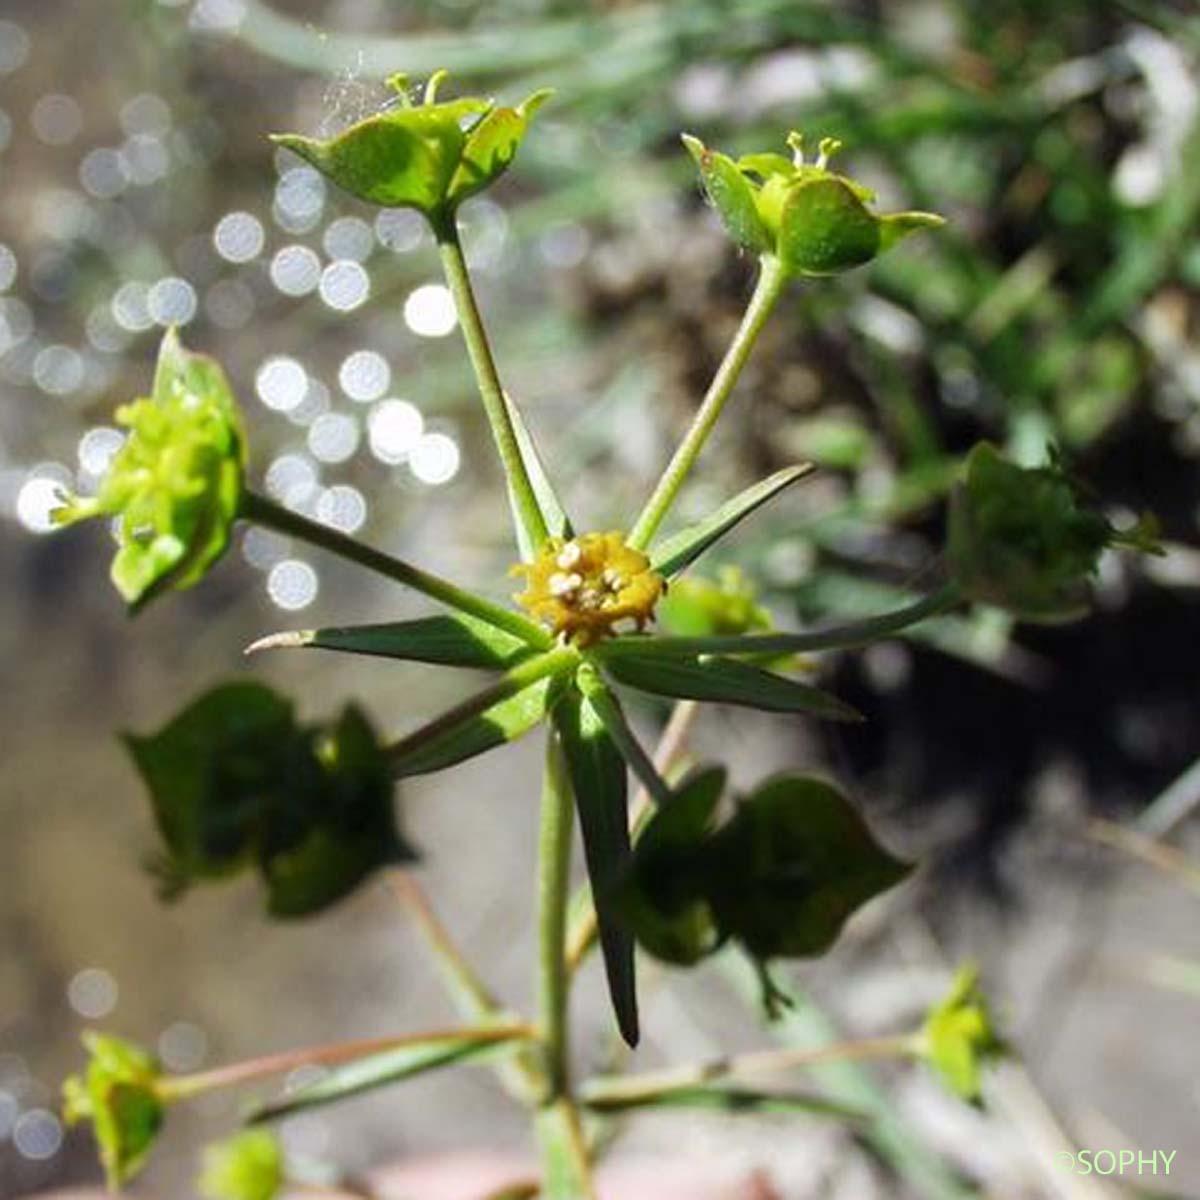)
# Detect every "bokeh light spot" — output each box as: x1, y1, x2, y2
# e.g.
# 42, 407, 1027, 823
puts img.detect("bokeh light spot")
255, 356, 307, 413
267, 559, 318, 611
368, 399, 423, 464
67, 967, 118, 1019
270, 244, 321, 296
319, 260, 369, 312
338, 349, 390, 402
410, 432, 461, 485
403, 284, 456, 338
